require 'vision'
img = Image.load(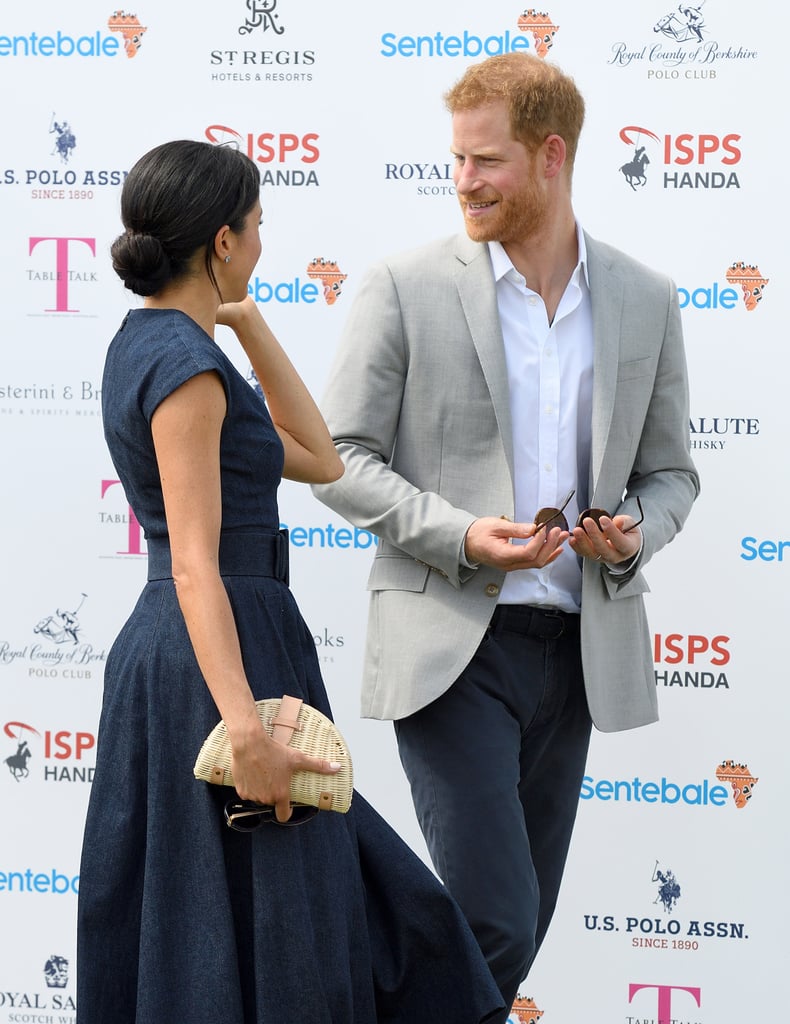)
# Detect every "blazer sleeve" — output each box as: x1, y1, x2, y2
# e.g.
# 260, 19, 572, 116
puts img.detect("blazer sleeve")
312, 259, 478, 586
603, 275, 700, 595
